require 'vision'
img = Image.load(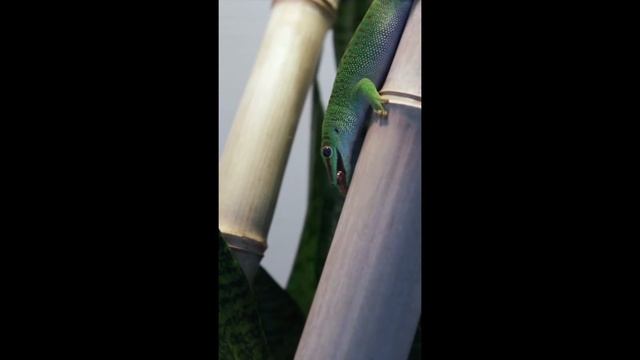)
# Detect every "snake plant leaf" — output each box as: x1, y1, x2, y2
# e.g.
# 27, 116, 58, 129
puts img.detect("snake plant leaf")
219, 231, 271, 360
286, 81, 344, 315
333, 0, 374, 64
253, 267, 305, 360
286, 0, 374, 317
408, 319, 421, 360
